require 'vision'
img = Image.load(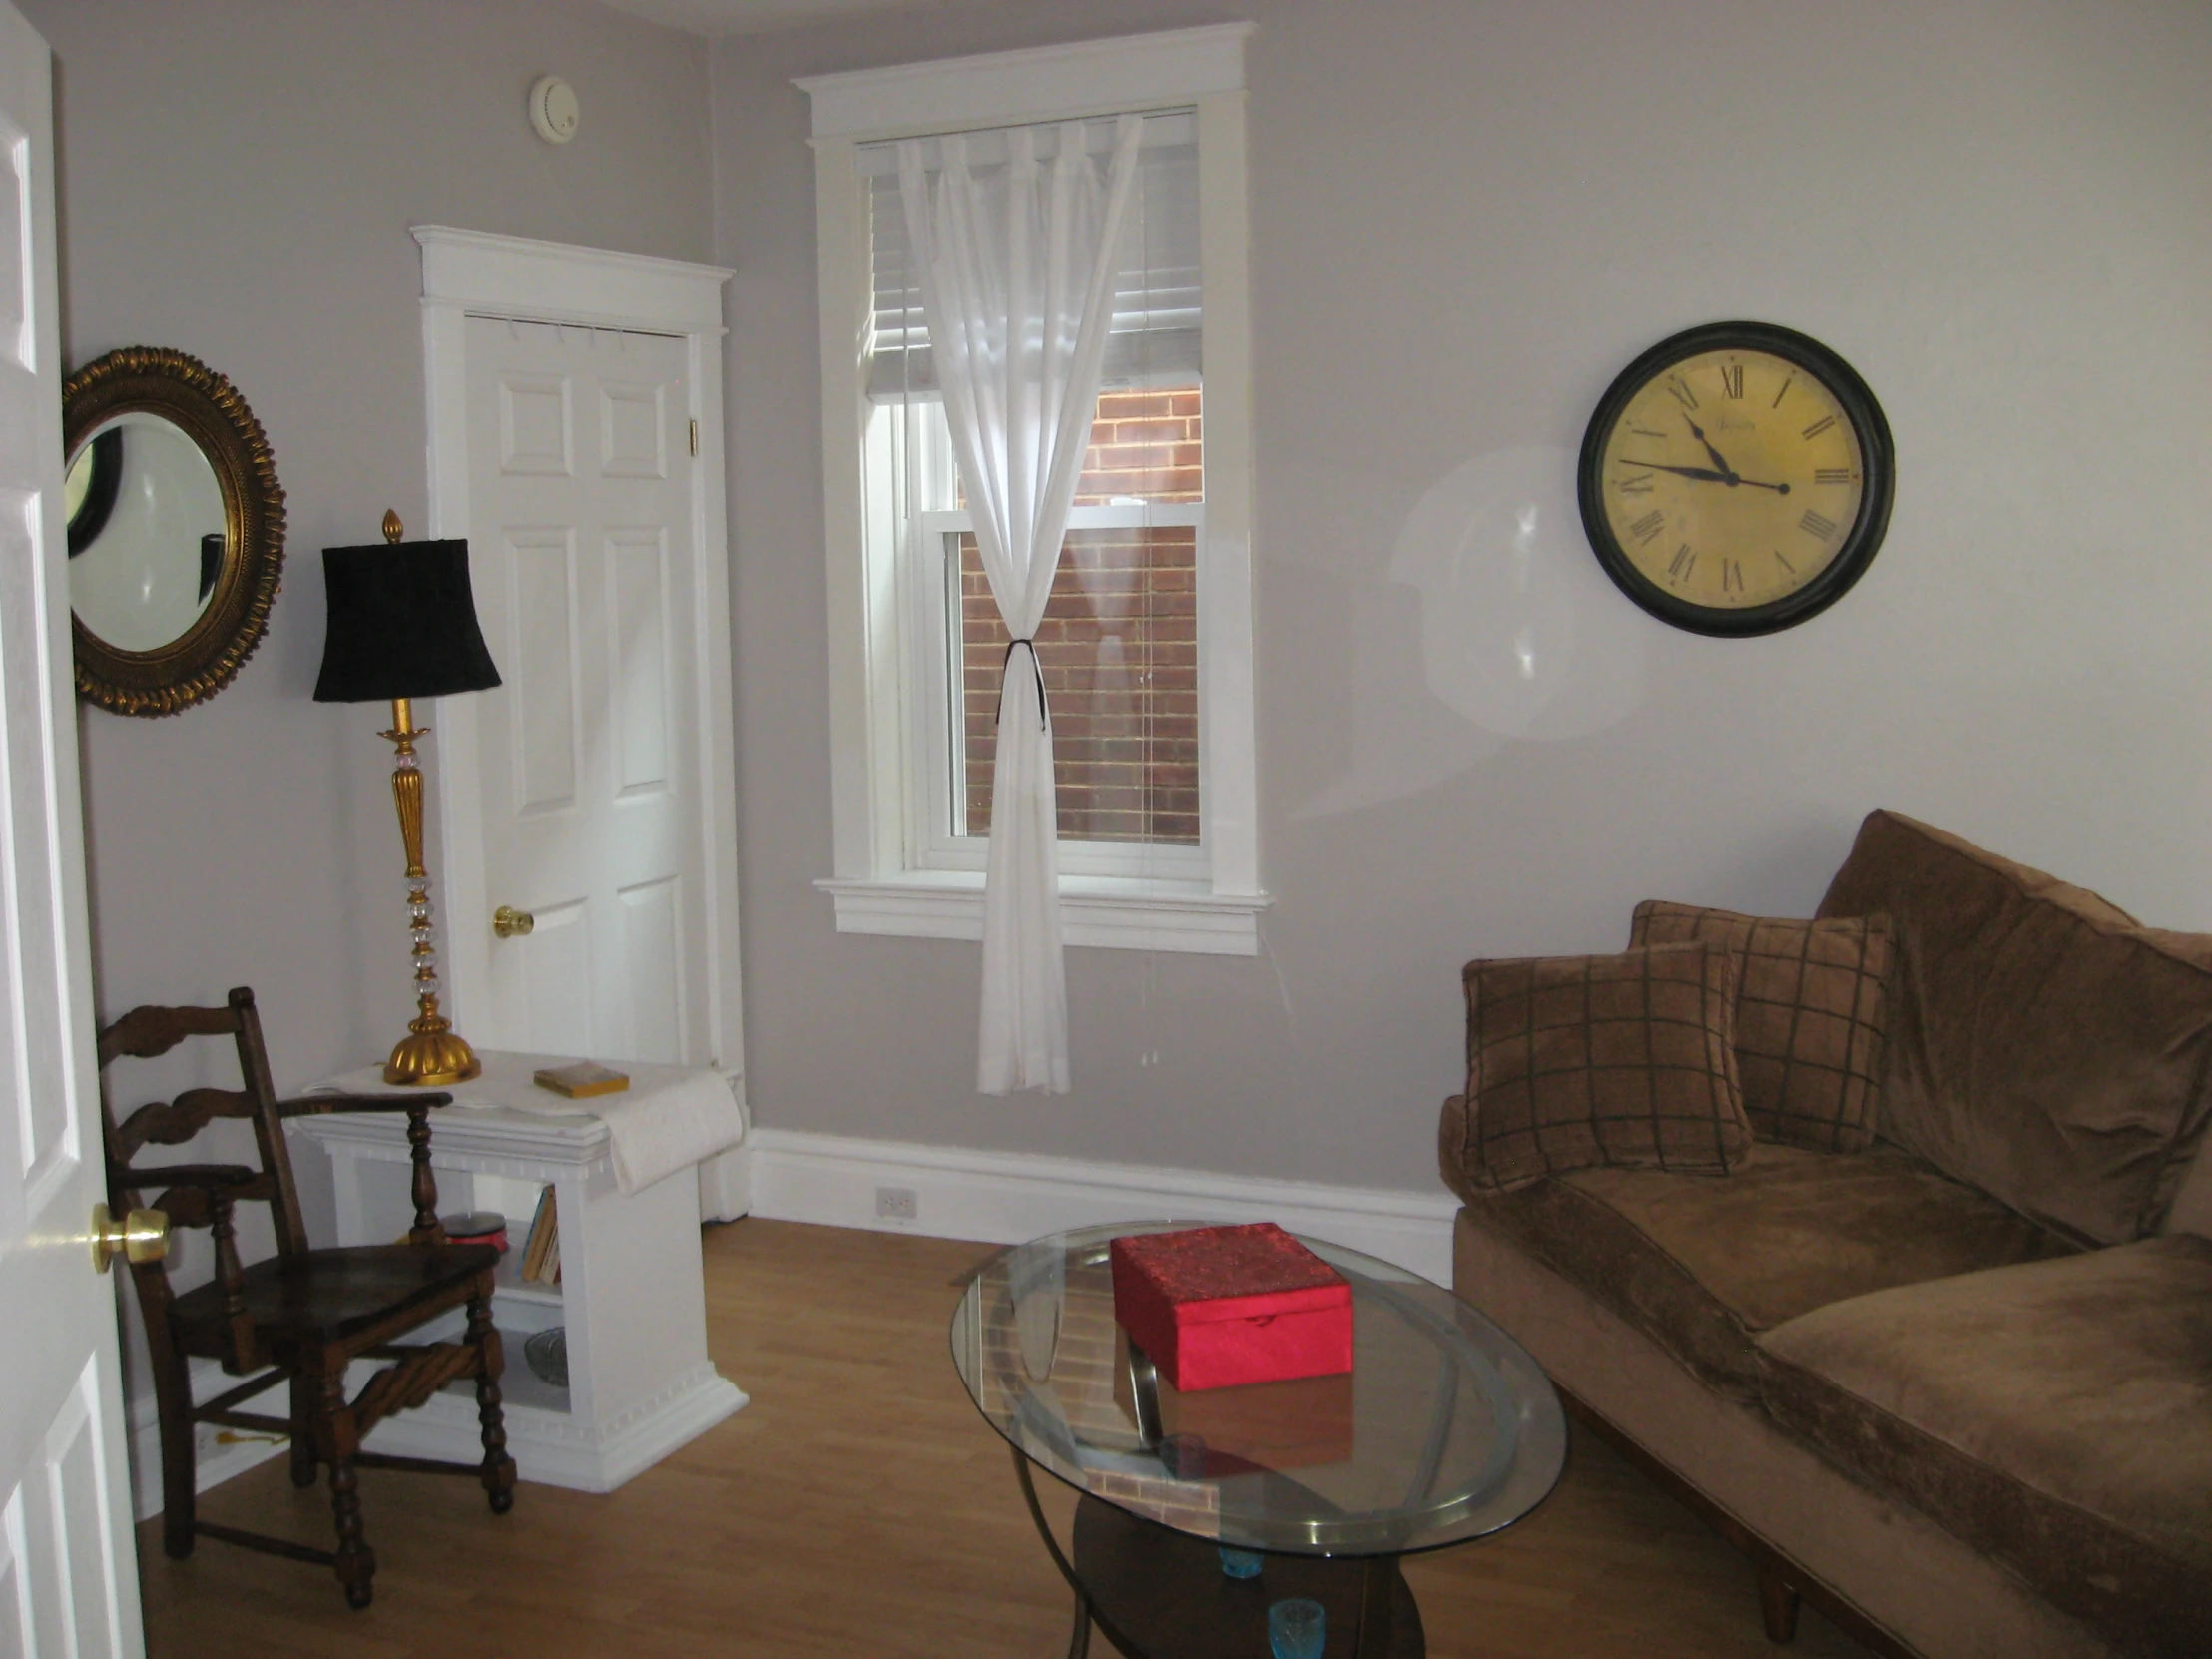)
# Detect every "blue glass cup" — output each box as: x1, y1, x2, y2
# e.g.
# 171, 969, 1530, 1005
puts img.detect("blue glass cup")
1269, 1597, 1326, 1659
1217, 1545, 1263, 1579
